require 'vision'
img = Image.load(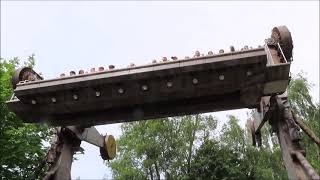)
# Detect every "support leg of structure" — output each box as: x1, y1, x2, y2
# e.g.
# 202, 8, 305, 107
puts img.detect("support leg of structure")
43, 126, 81, 180
53, 142, 74, 180
272, 96, 319, 180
